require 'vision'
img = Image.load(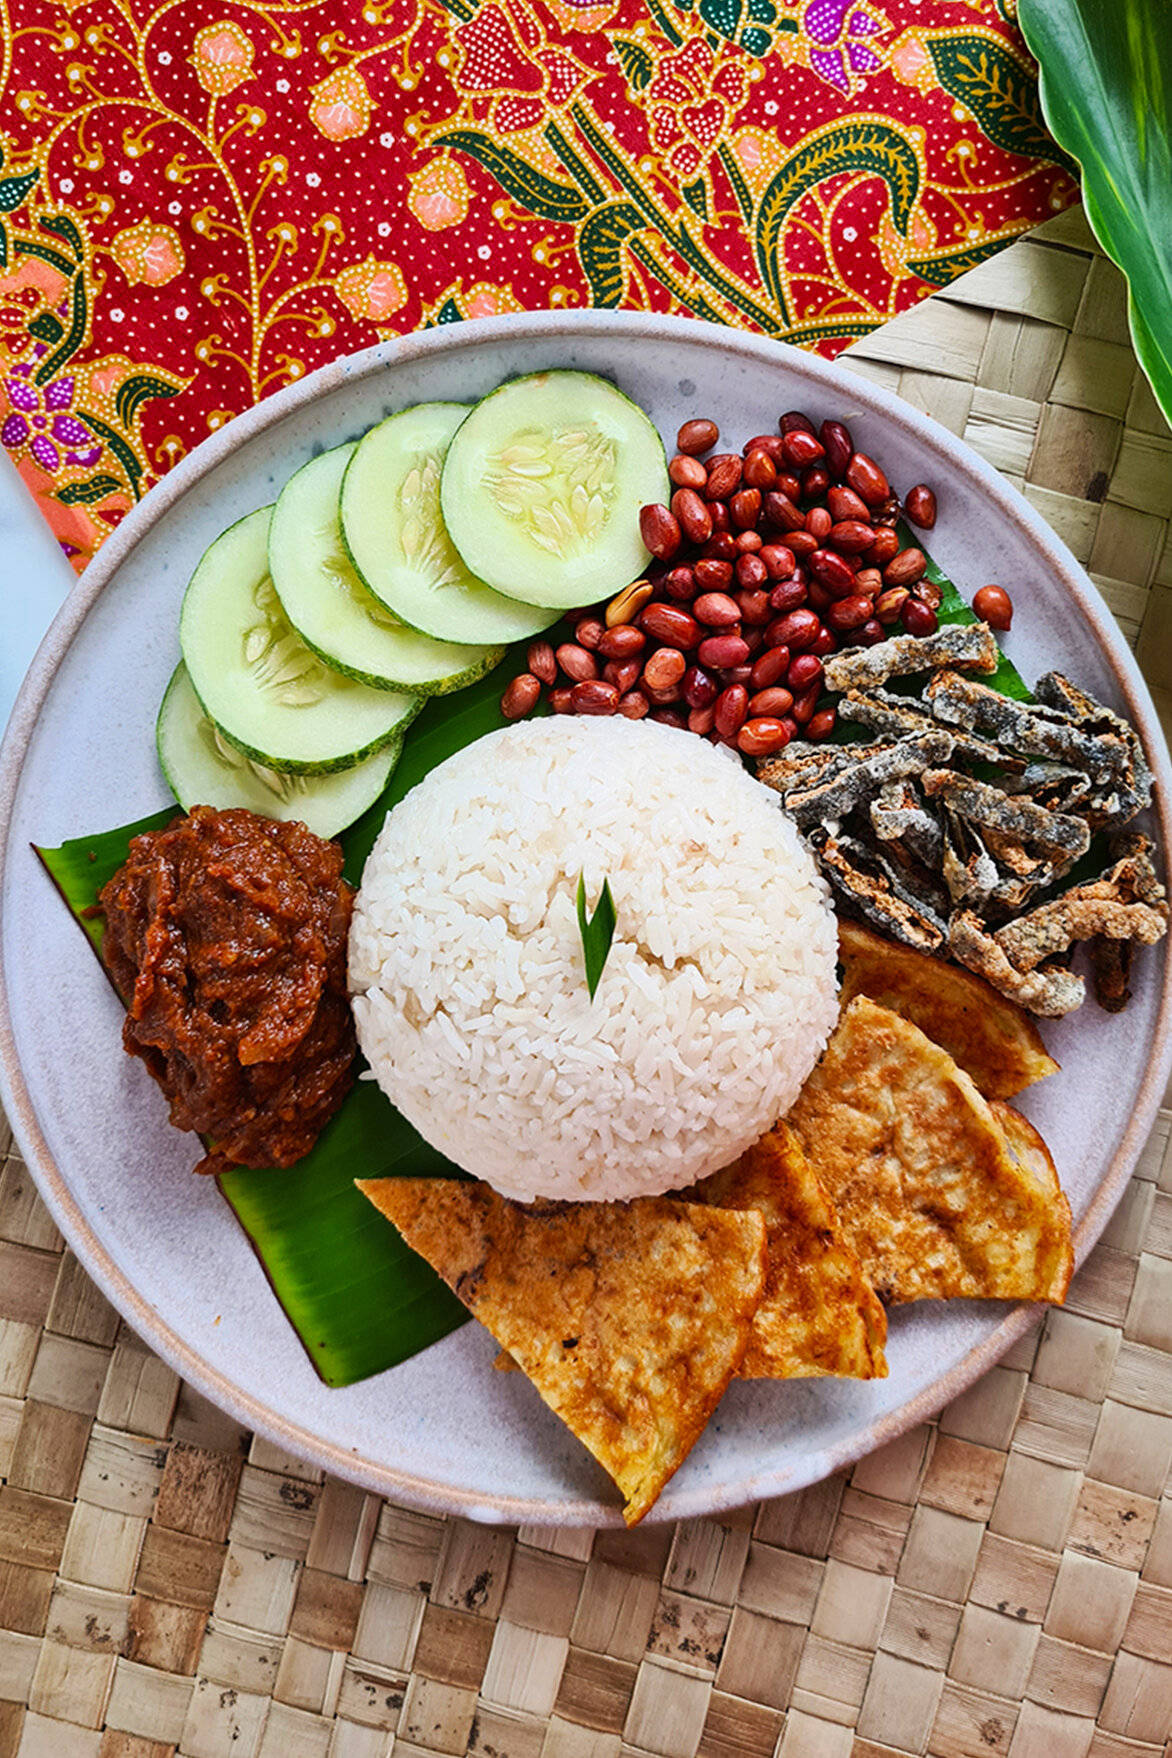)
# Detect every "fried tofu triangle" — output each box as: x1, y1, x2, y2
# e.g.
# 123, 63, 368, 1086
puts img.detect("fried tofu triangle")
838, 919, 1059, 1100
787, 998, 1072, 1305
699, 1124, 887, 1381
356, 1179, 767, 1525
